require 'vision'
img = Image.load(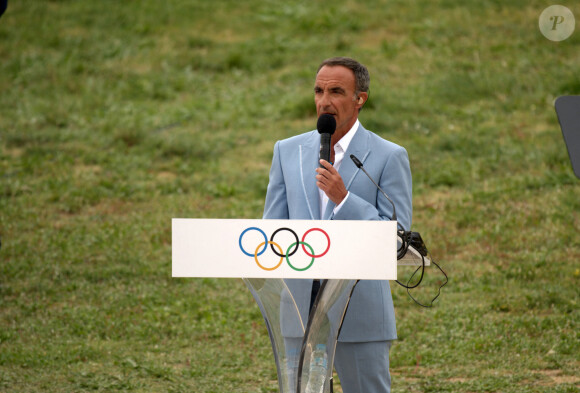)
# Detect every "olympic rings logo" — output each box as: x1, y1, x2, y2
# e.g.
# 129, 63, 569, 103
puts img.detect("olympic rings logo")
239, 227, 331, 272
